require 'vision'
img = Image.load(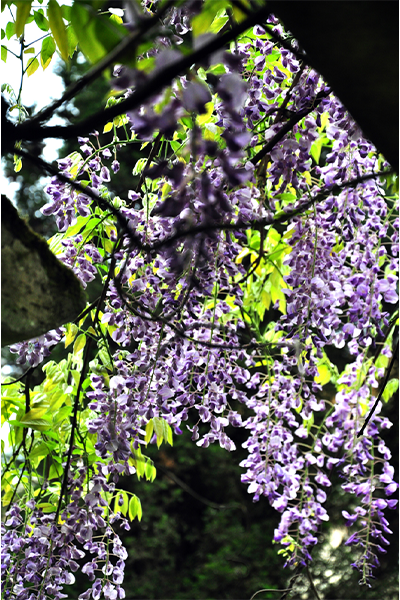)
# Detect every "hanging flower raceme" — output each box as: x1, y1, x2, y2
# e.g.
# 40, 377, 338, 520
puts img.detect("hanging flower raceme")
2, 4, 398, 599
